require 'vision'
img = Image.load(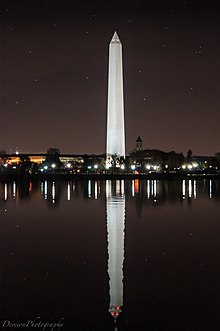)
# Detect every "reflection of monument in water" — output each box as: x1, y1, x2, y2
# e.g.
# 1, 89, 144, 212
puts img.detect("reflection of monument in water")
106, 180, 125, 321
